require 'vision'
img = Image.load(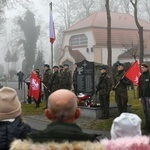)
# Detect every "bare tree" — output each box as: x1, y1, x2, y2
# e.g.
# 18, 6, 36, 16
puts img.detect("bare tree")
122, 43, 139, 61
81, 0, 94, 17
105, 0, 112, 76
131, 0, 144, 64
143, 0, 150, 22
121, 0, 132, 13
